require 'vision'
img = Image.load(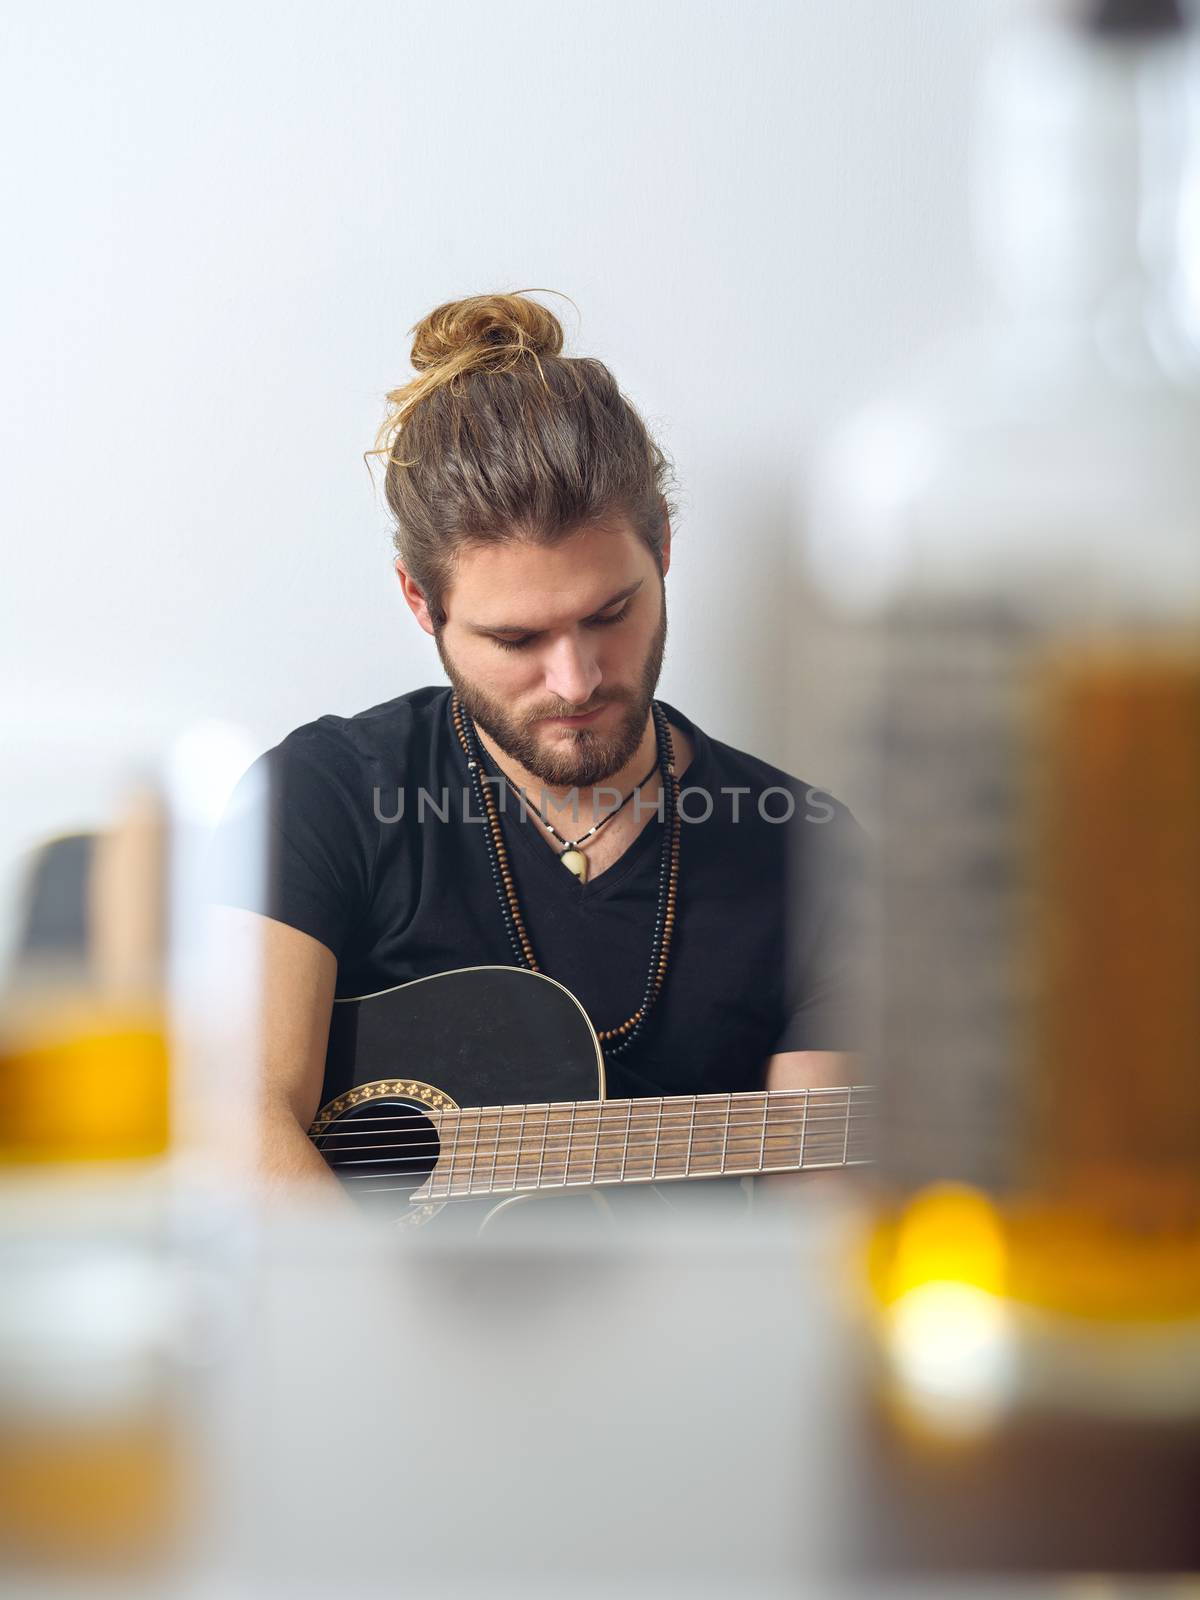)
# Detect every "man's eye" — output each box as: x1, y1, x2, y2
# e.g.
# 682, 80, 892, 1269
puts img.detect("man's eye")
490, 602, 630, 652
589, 602, 631, 629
